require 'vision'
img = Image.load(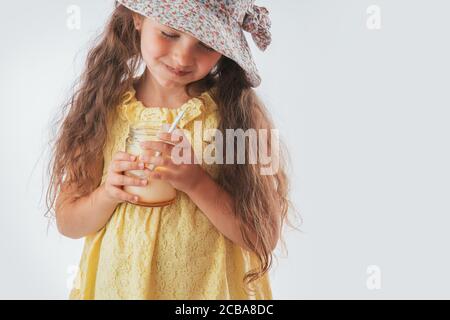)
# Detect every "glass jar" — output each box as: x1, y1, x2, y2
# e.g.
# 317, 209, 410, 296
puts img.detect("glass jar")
123, 120, 177, 207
